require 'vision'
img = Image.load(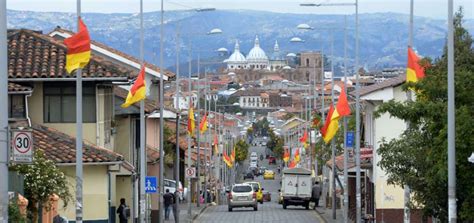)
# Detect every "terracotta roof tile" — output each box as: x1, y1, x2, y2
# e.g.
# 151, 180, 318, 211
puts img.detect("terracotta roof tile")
8, 82, 32, 93
49, 27, 175, 79
8, 29, 132, 80
32, 124, 123, 163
